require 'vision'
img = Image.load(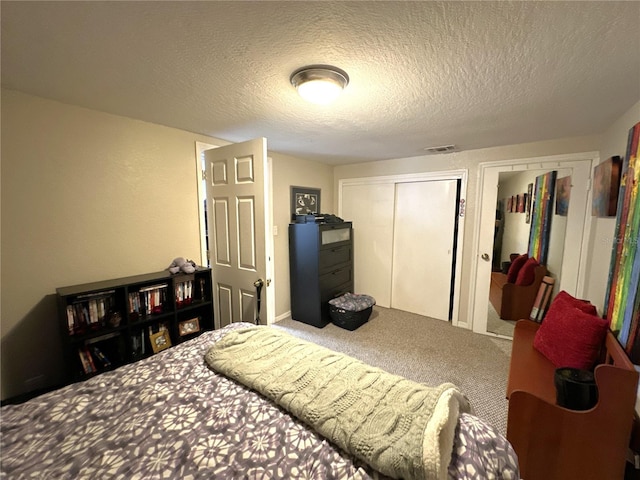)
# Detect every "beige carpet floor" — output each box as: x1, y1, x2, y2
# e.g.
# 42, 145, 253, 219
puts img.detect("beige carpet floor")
487, 302, 517, 337
273, 306, 513, 435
